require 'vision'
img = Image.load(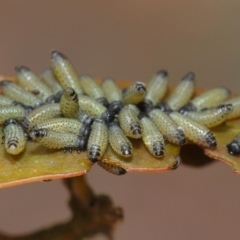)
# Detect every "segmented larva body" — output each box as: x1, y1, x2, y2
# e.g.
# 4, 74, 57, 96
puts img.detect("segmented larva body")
51, 51, 84, 95
157, 72, 195, 112
87, 119, 108, 163
226, 133, 240, 156
108, 121, 132, 158
29, 128, 81, 150
32, 118, 87, 136
184, 104, 233, 128
21, 103, 61, 131
78, 95, 113, 123
140, 116, 165, 157
118, 105, 142, 139
0, 106, 26, 124
2, 119, 26, 155
123, 82, 147, 104
0, 80, 42, 107
169, 112, 217, 148
41, 68, 63, 94
148, 109, 186, 145
60, 87, 79, 118
127, 104, 140, 116
0, 95, 14, 106
143, 70, 168, 107
224, 97, 240, 120
79, 75, 108, 107
15, 66, 52, 101
101, 78, 124, 114
180, 87, 231, 113
97, 161, 127, 175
